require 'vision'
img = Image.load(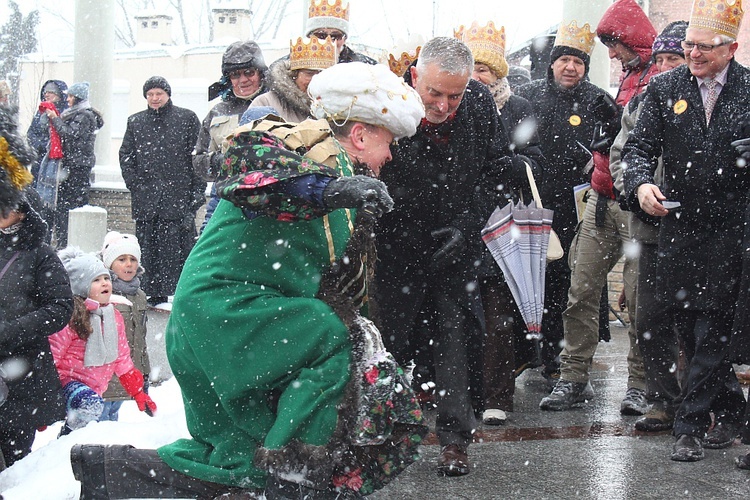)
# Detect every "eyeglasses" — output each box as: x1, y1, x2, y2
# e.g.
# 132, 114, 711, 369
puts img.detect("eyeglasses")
228, 68, 259, 80
312, 31, 344, 41
681, 40, 730, 53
